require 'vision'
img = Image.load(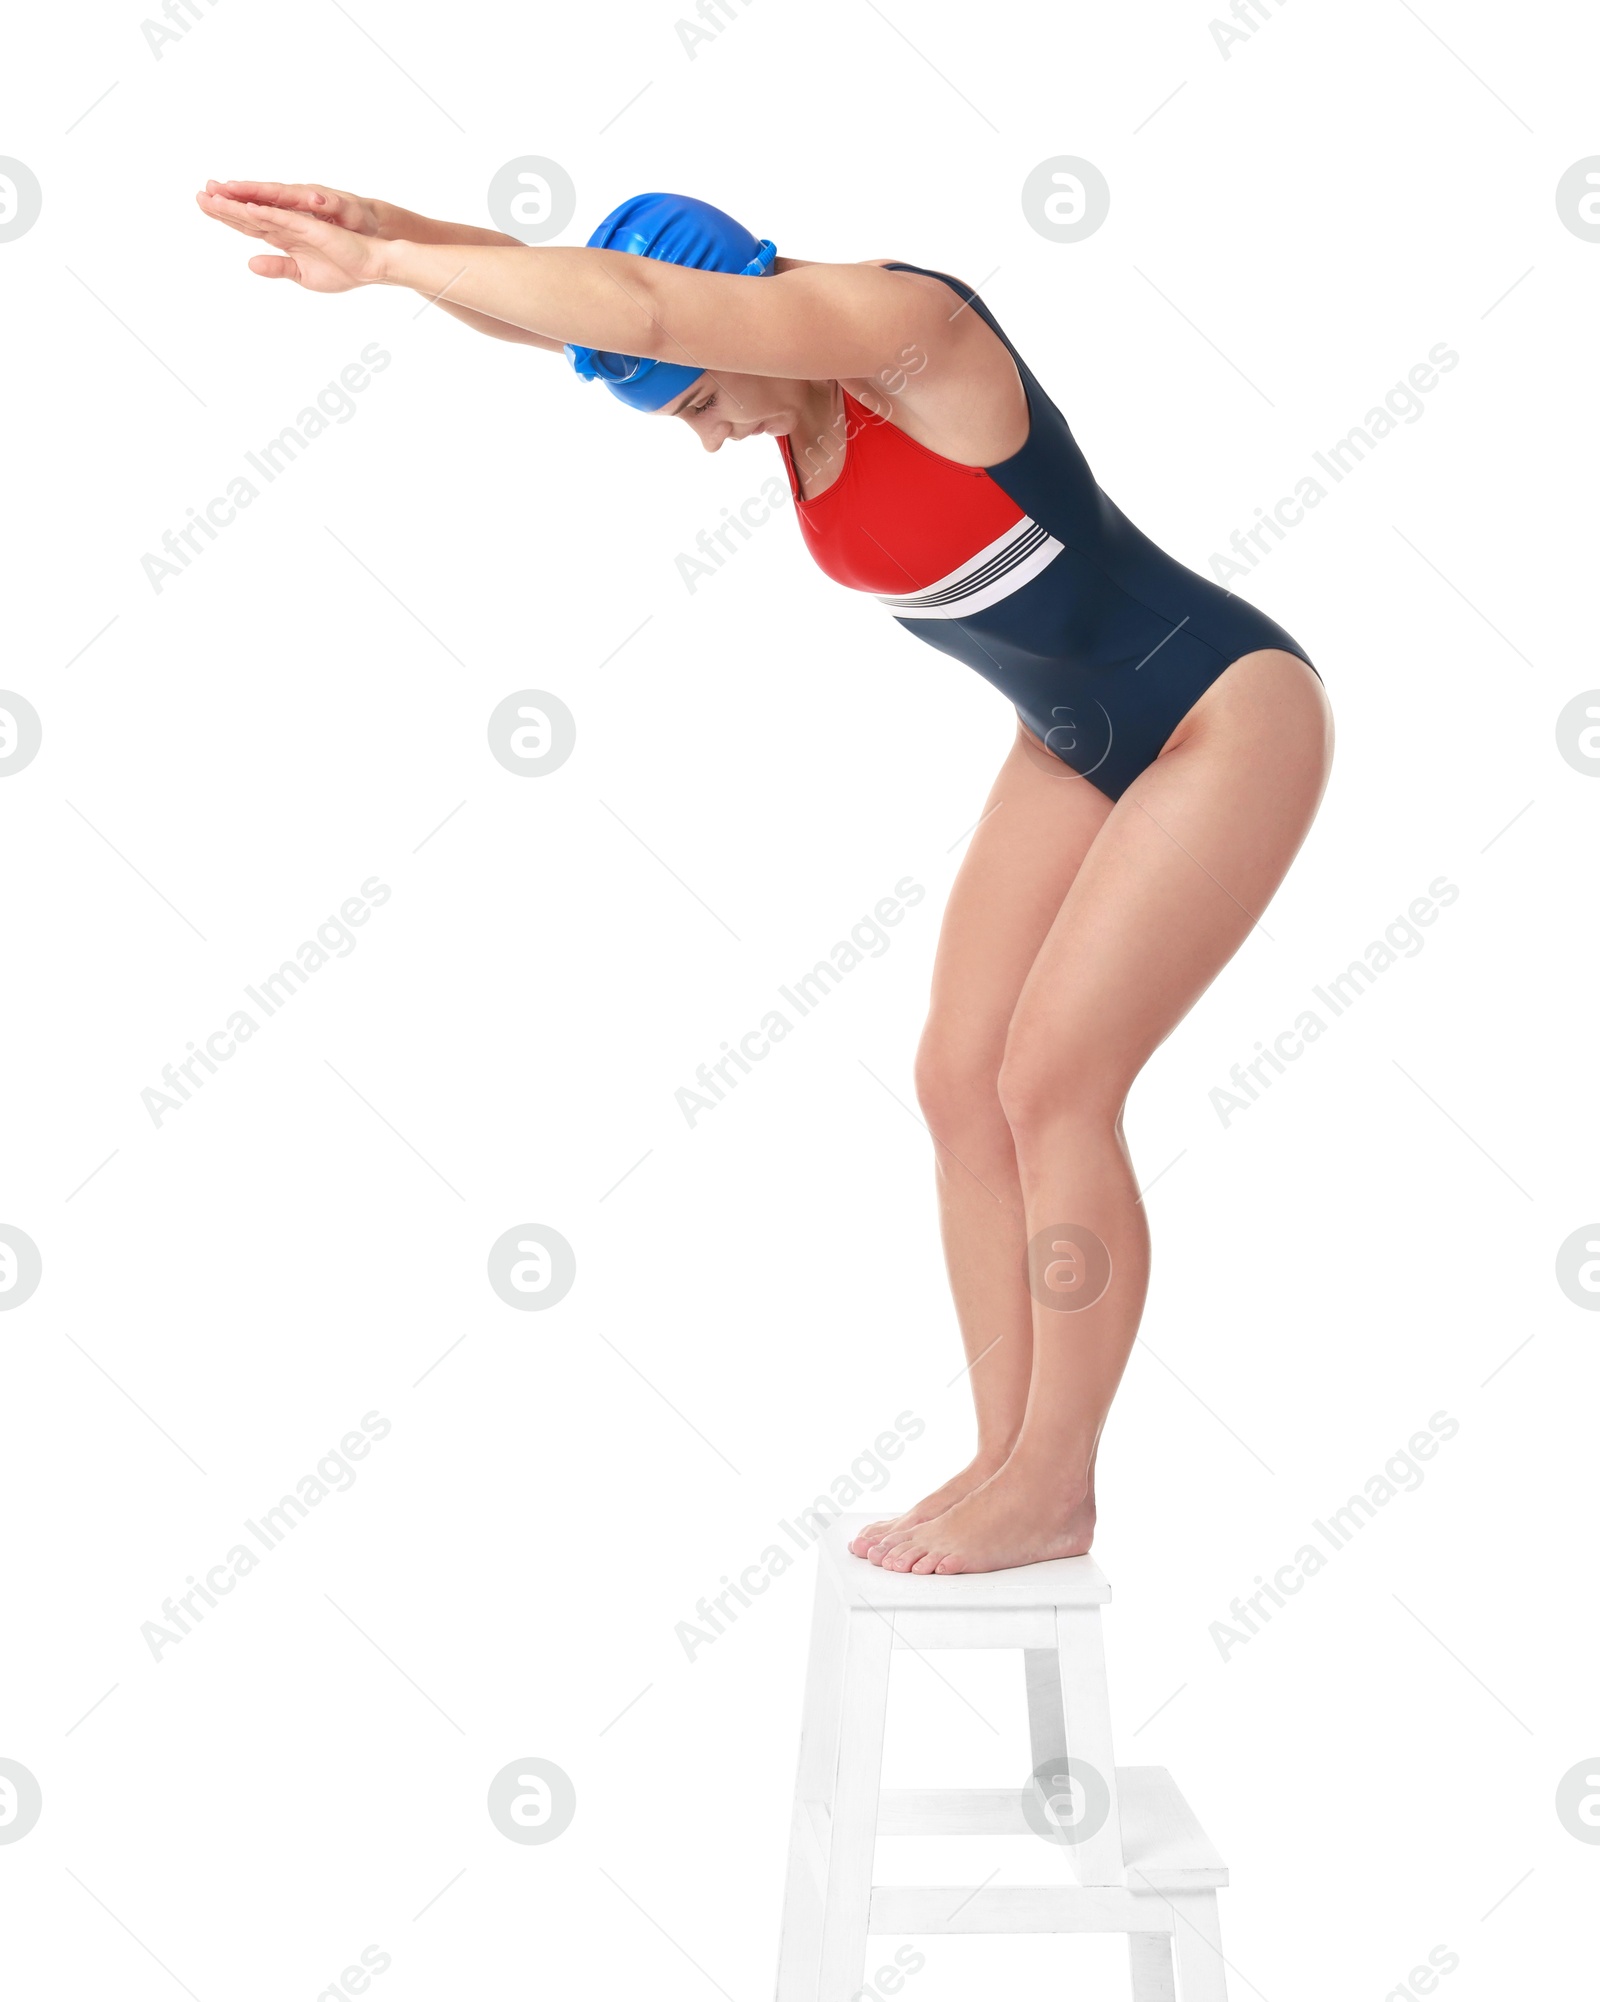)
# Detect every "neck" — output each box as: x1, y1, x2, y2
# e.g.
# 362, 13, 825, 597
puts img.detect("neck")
787, 378, 847, 483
